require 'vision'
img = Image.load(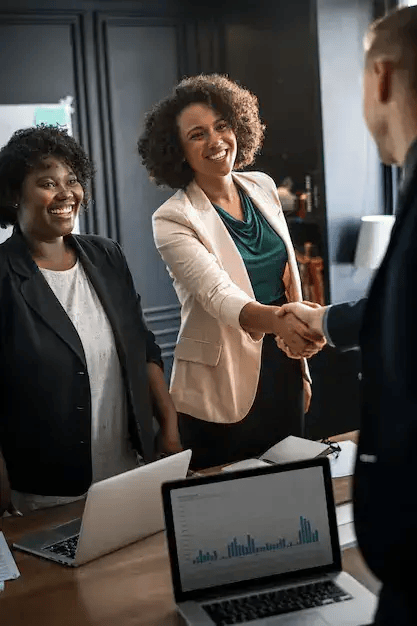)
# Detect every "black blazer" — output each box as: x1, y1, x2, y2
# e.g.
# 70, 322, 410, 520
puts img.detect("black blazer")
0, 228, 160, 496
328, 140, 417, 604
